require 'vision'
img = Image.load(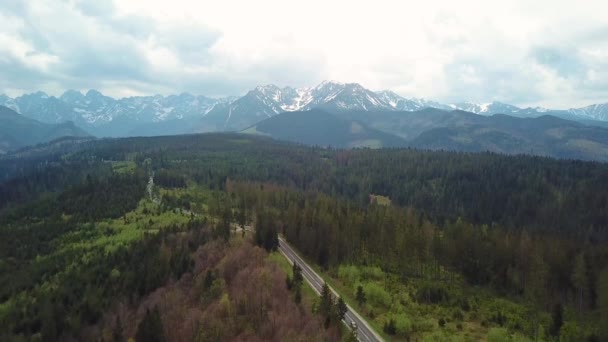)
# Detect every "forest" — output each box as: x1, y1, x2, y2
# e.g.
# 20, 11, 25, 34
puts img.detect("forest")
0, 133, 607, 341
